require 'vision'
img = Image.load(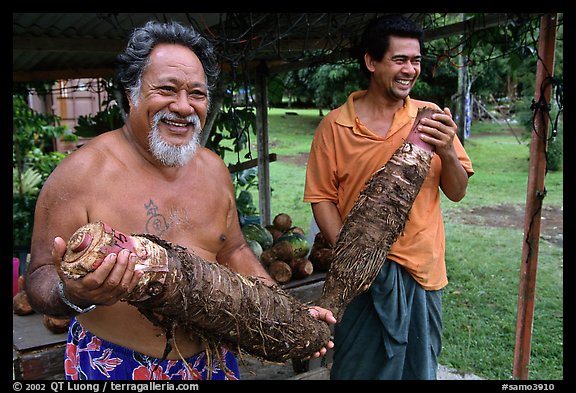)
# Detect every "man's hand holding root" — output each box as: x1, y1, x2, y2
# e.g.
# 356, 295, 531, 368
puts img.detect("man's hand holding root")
307, 306, 337, 358
53, 236, 142, 308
